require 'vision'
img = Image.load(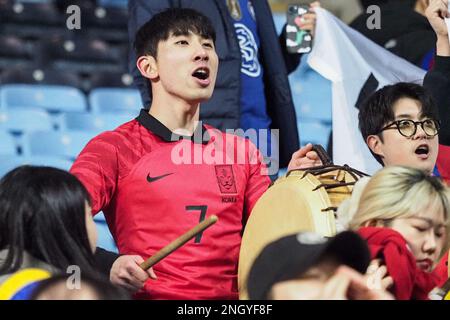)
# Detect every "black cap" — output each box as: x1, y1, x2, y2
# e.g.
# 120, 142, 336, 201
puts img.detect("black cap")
247, 231, 371, 300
